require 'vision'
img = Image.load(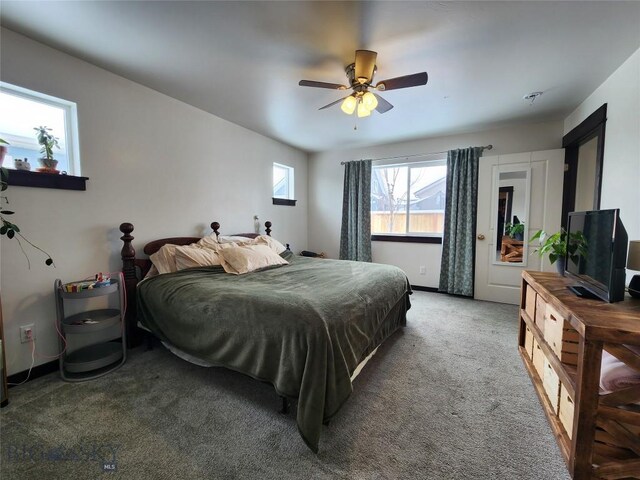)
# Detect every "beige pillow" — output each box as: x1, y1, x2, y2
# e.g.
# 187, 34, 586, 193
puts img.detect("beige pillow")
218, 235, 255, 244
149, 244, 179, 274
143, 264, 159, 280
174, 245, 221, 270
197, 233, 220, 250
254, 235, 287, 254
218, 244, 288, 275
203, 241, 240, 253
